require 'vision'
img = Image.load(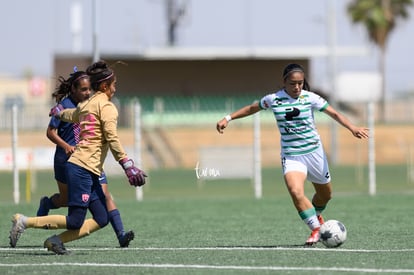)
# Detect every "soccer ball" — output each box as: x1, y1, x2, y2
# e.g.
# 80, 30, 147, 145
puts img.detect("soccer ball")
319, 219, 347, 248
